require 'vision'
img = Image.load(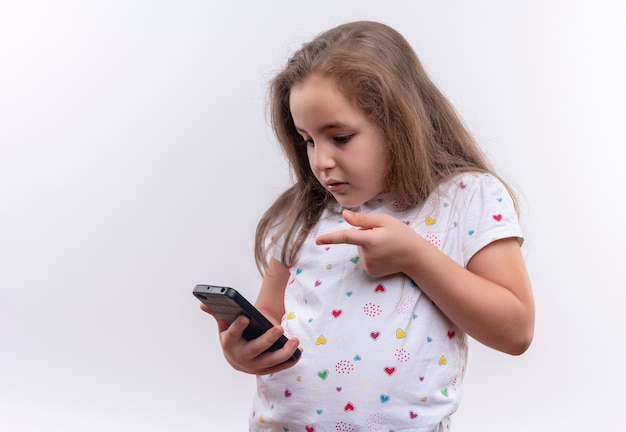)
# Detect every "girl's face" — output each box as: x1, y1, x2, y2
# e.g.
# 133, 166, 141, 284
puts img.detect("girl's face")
289, 74, 387, 208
